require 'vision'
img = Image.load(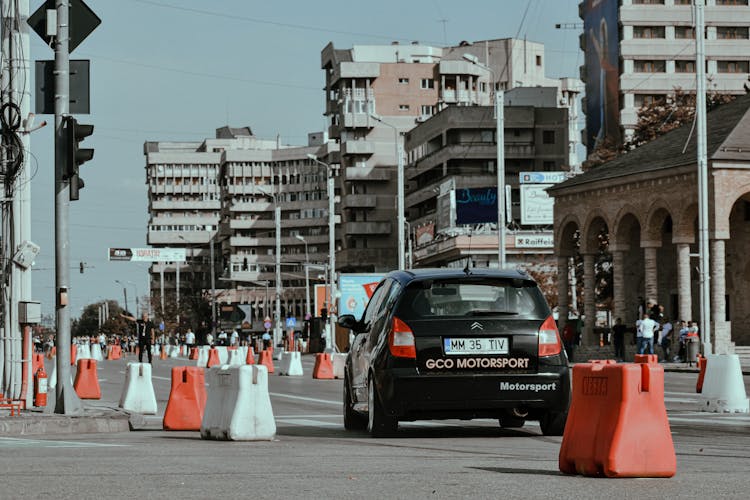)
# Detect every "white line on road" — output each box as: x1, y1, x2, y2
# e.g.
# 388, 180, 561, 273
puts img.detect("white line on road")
276, 418, 340, 427
118, 370, 171, 381
668, 416, 750, 427
269, 392, 339, 406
